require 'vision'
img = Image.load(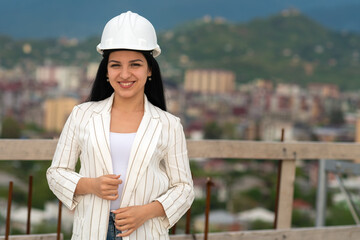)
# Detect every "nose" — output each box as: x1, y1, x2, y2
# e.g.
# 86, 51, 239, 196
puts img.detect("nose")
120, 67, 131, 80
